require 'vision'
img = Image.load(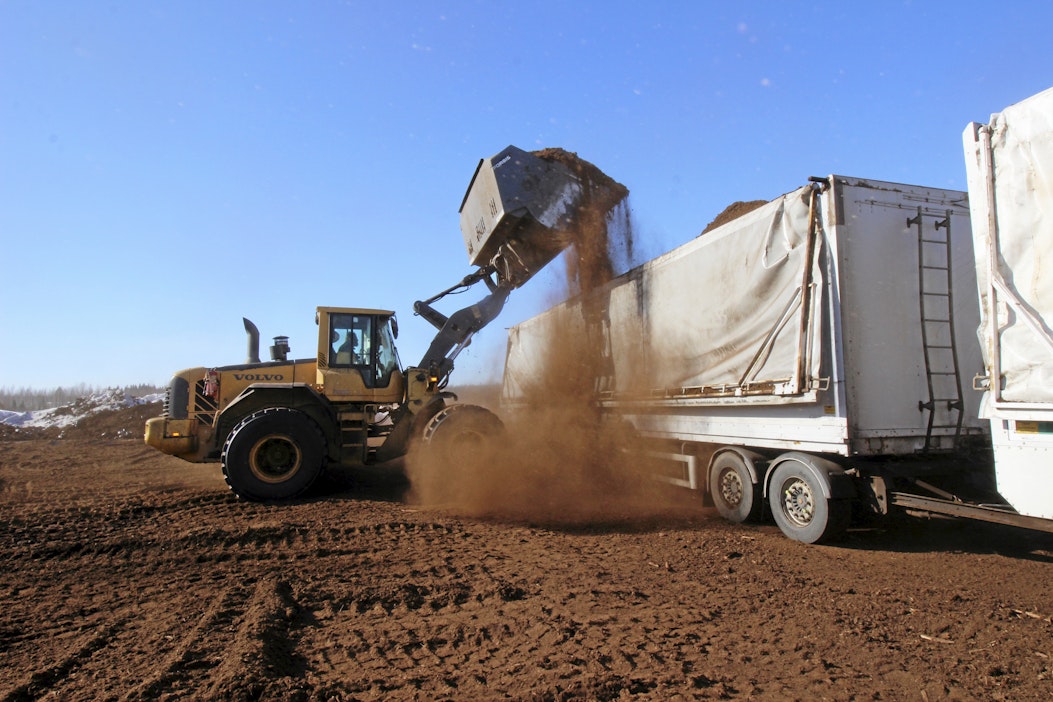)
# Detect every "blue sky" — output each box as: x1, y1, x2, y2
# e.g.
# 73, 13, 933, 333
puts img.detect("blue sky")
1, 1, 1050, 390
